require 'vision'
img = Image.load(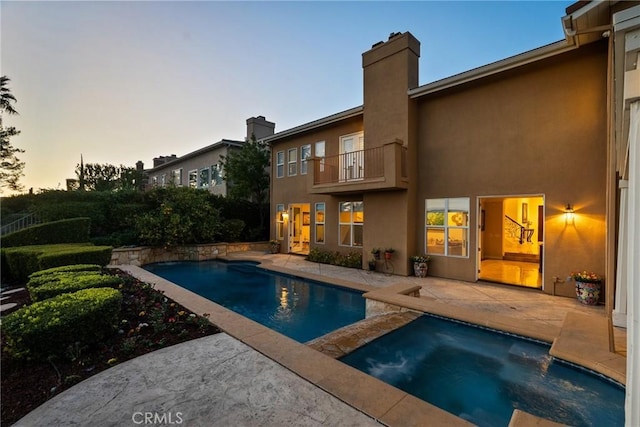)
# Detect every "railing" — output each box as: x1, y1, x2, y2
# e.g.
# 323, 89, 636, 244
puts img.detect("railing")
504, 215, 533, 244
313, 146, 385, 185
1, 212, 41, 236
